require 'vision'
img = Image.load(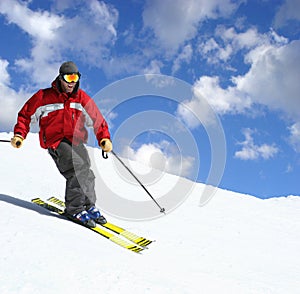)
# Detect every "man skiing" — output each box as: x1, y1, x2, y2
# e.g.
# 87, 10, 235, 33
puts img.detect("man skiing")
11, 61, 112, 228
